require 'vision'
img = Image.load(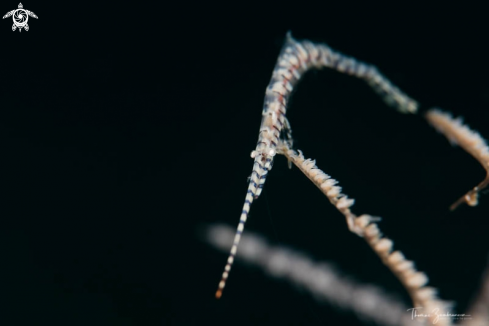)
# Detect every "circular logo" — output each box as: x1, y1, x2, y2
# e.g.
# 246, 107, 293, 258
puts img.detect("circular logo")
13, 9, 27, 27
